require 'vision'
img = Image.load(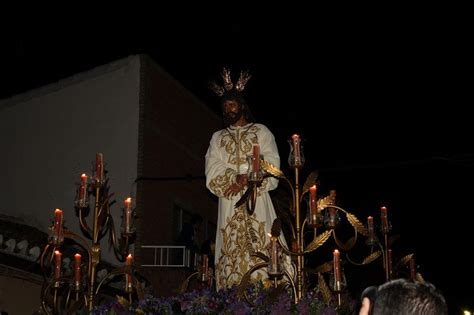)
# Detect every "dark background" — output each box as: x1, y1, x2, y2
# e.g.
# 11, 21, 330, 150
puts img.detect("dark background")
1, 12, 472, 313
